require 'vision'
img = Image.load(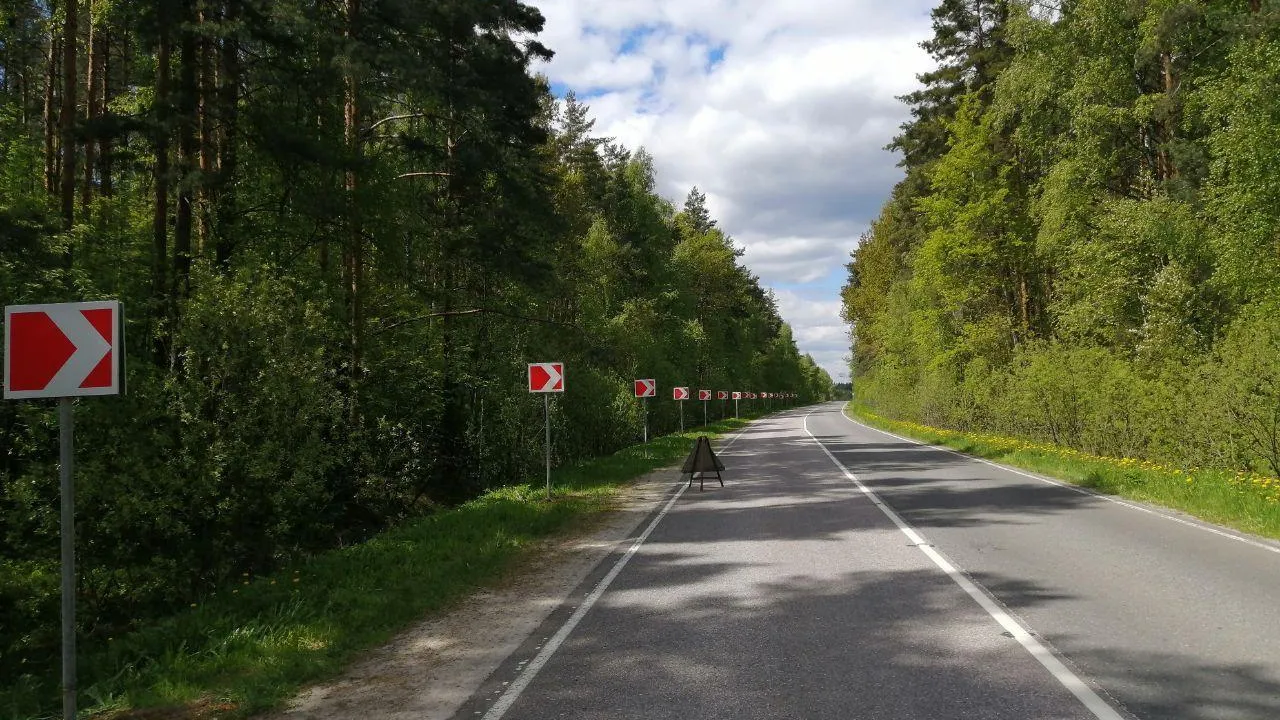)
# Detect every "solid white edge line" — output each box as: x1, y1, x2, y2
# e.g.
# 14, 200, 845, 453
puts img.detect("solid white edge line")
837, 406, 1280, 556
480, 418, 765, 720
803, 410, 1126, 720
